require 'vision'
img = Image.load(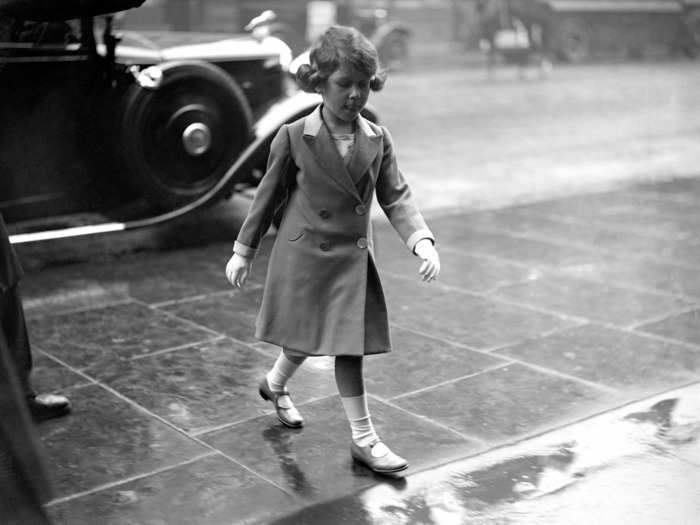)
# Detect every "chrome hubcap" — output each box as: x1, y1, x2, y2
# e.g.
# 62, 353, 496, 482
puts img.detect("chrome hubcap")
182, 122, 211, 156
